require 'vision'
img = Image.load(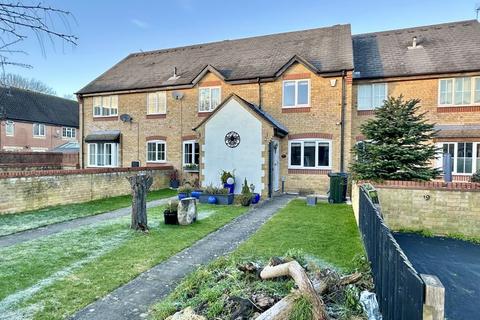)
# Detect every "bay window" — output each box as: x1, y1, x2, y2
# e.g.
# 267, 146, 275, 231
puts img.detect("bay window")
439, 77, 480, 106
146, 140, 166, 163
288, 139, 331, 169
357, 83, 387, 110
147, 91, 167, 114
93, 95, 118, 117
199, 87, 221, 112
183, 140, 199, 167
88, 143, 118, 167
282, 80, 310, 108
